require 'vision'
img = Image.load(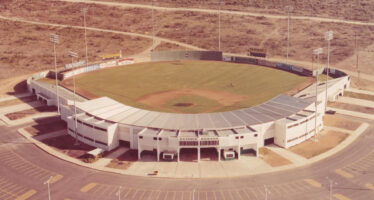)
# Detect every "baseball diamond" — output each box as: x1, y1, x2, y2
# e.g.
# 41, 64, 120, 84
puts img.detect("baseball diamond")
28, 51, 350, 162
